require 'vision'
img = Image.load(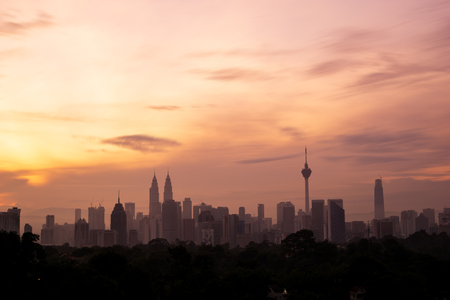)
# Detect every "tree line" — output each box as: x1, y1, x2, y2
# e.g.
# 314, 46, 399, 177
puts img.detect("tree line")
1, 229, 450, 299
